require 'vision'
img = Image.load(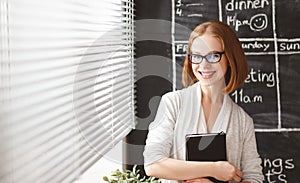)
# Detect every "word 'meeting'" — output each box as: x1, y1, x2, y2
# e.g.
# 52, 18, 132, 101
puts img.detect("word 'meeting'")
245, 68, 275, 88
